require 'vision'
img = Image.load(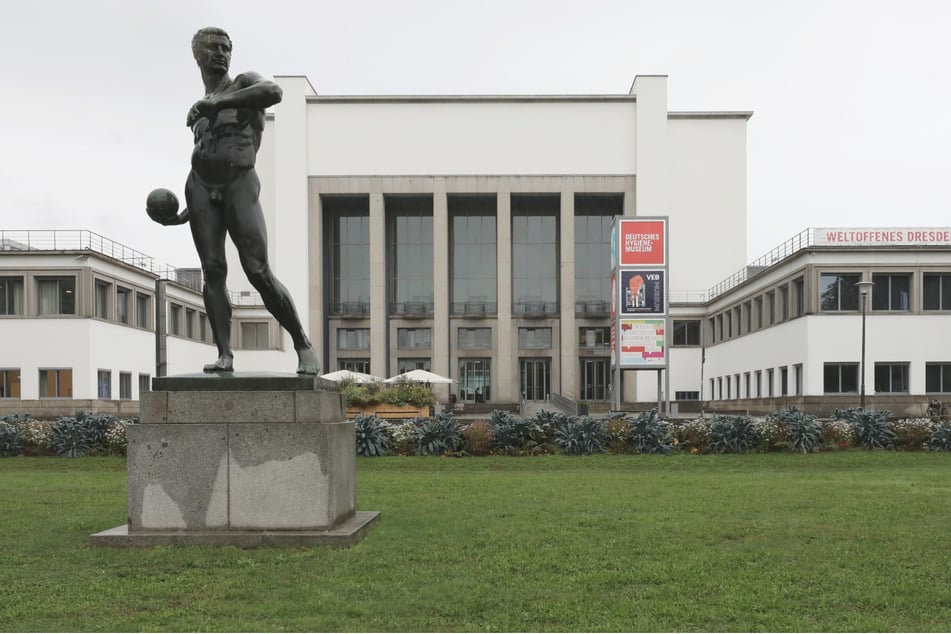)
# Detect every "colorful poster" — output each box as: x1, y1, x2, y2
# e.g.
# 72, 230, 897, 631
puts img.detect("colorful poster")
618, 319, 666, 367
619, 270, 665, 315
618, 219, 666, 266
